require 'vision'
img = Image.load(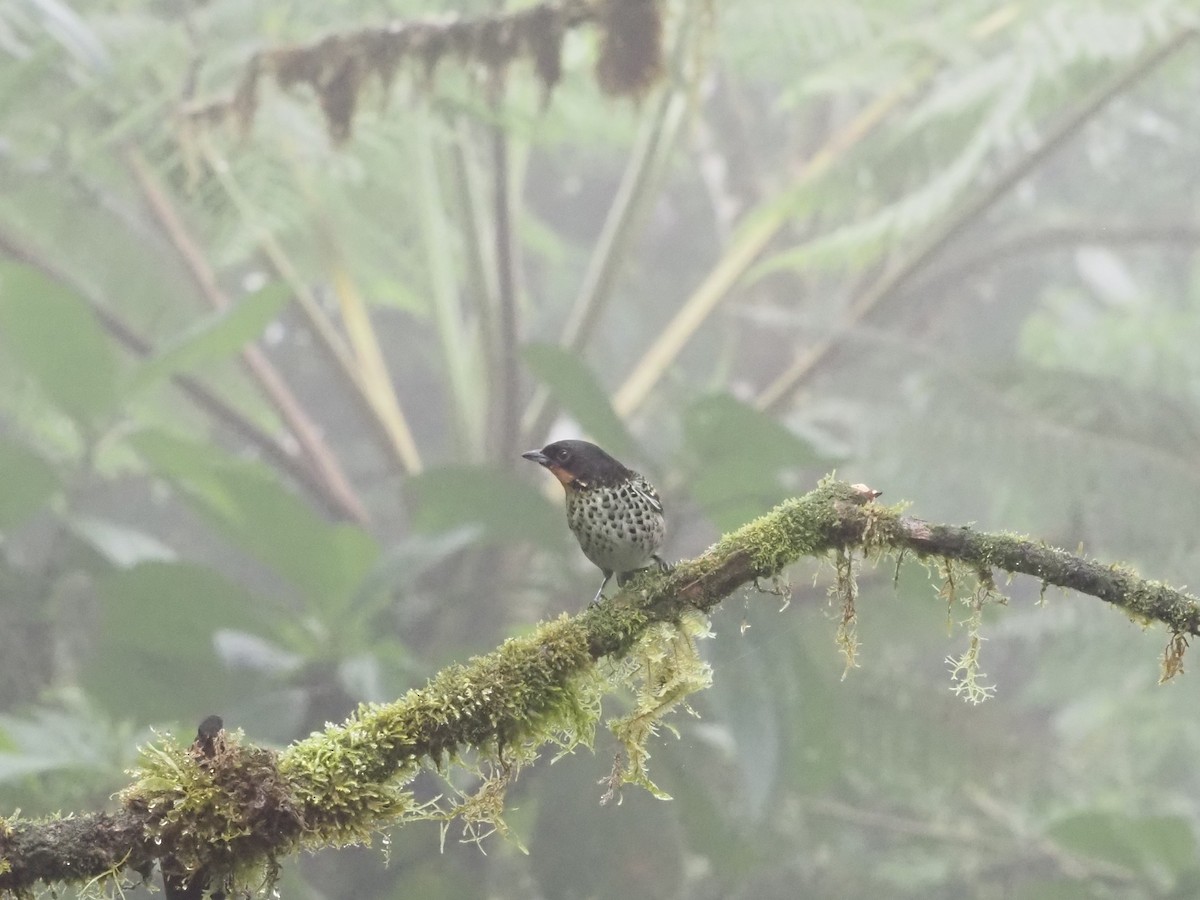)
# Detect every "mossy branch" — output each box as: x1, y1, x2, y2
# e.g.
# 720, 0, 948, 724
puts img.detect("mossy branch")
2, 478, 1197, 896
